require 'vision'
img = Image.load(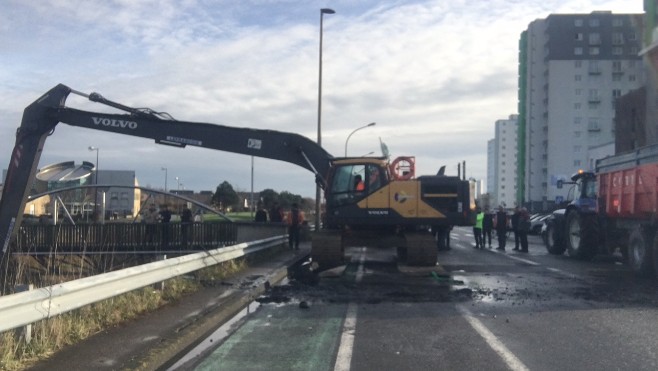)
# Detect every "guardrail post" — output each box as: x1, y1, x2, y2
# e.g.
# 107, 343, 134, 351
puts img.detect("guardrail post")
14, 284, 33, 343
153, 255, 167, 291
